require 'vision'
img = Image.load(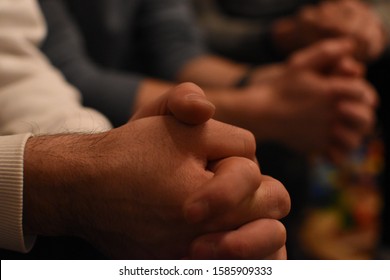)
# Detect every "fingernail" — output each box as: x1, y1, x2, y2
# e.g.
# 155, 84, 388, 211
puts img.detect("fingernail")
185, 94, 216, 109
184, 200, 209, 224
